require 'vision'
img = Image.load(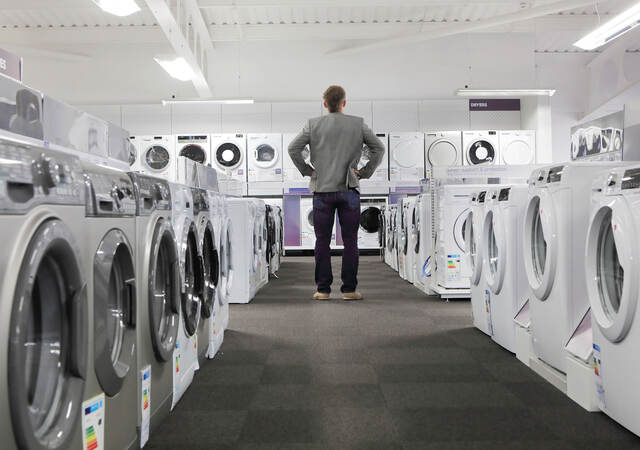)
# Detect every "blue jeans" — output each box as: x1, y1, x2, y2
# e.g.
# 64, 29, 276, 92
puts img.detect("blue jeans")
313, 190, 360, 293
